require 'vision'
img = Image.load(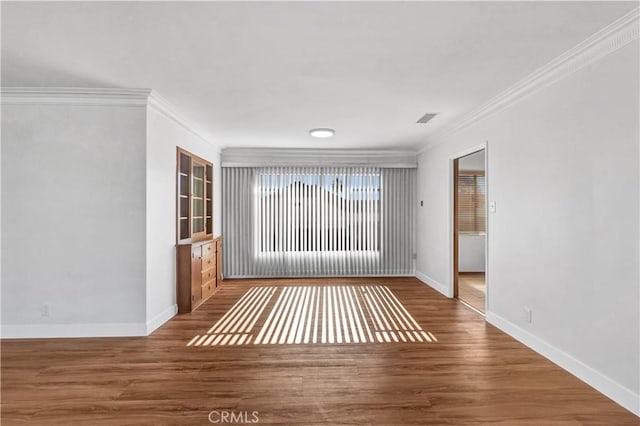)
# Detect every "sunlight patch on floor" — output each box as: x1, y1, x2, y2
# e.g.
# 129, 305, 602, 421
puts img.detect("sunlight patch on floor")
188, 285, 436, 347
